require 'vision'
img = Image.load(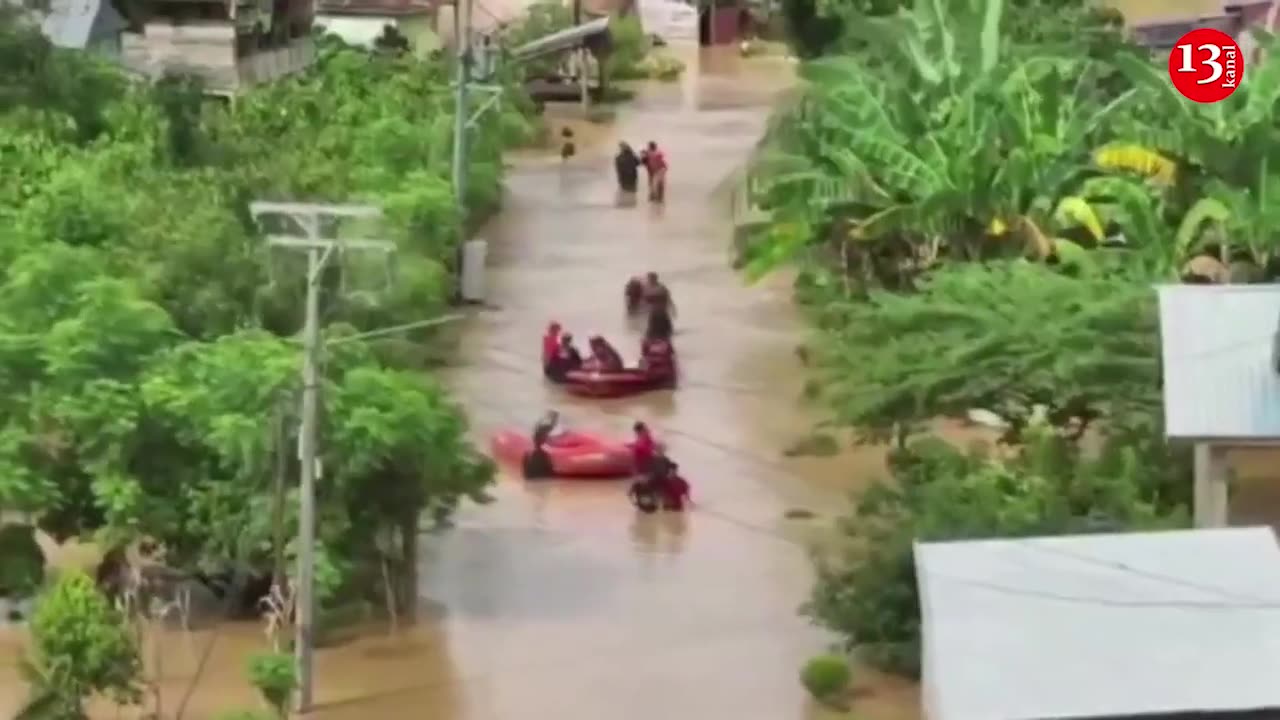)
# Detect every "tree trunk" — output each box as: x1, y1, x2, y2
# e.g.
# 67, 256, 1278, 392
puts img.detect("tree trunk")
396, 513, 419, 624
